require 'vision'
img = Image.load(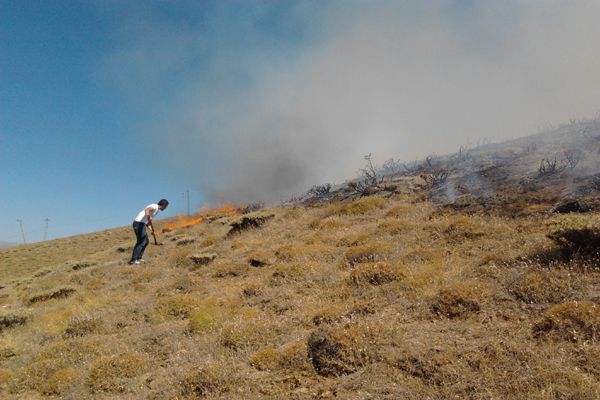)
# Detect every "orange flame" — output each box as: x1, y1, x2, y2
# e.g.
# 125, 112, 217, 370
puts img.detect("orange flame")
162, 204, 240, 232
